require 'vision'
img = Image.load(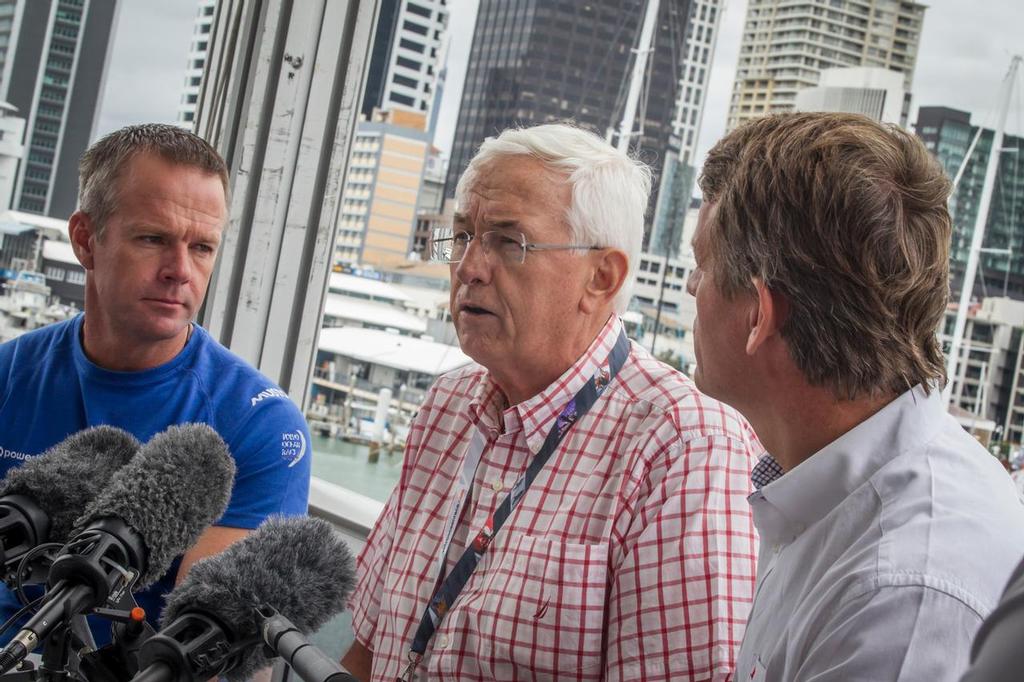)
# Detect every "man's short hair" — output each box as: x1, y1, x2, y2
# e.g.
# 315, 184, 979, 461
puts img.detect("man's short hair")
78, 123, 229, 238
455, 123, 652, 313
698, 112, 952, 400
